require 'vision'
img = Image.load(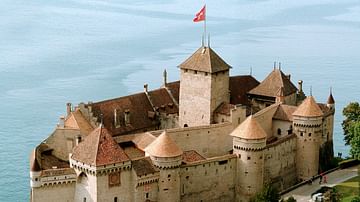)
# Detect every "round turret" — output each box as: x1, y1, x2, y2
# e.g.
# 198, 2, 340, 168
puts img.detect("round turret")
292, 96, 323, 181
30, 149, 41, 188
327, 91, 335, 110
145, 131, 182, 202
145, 131, 183, 168
230, 116, 266, 200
